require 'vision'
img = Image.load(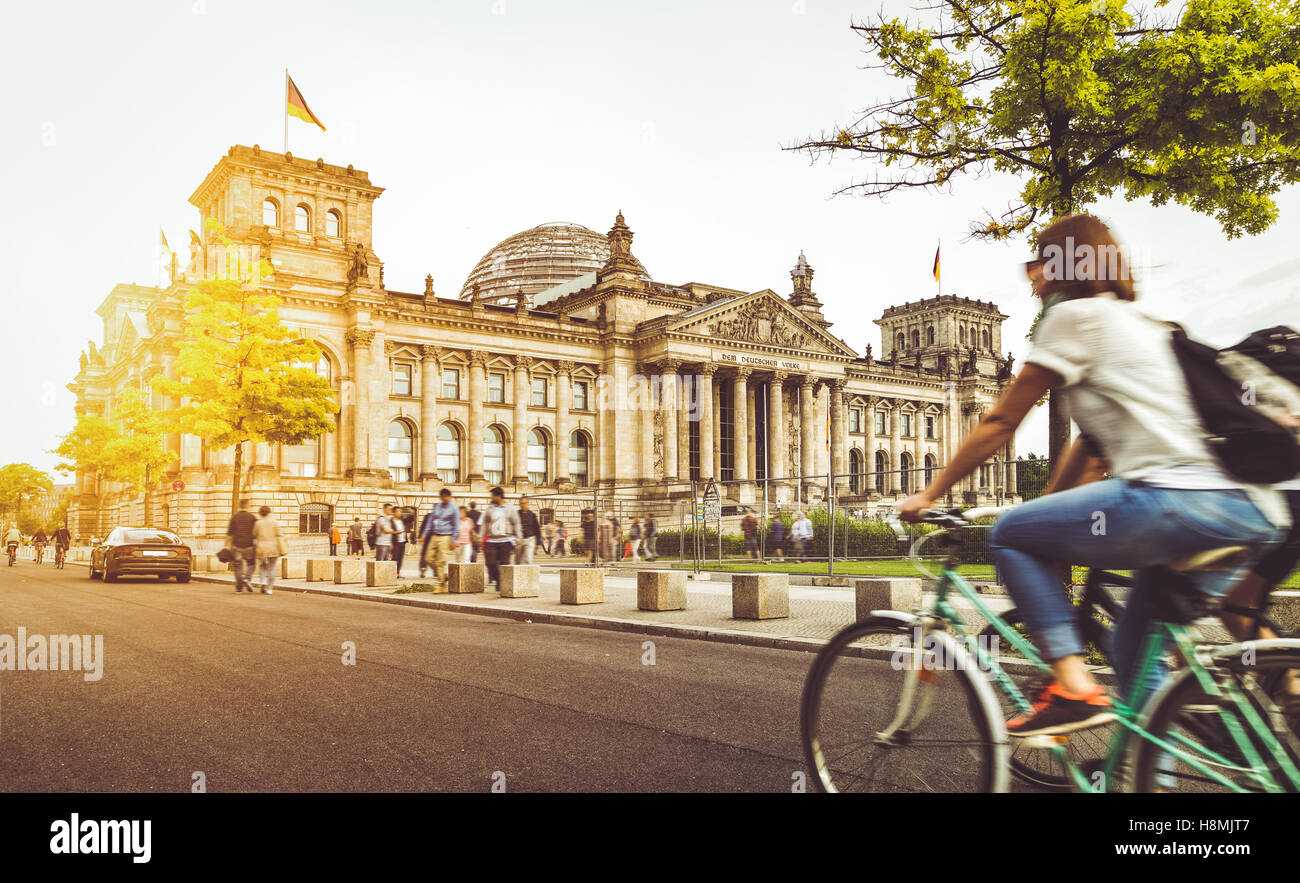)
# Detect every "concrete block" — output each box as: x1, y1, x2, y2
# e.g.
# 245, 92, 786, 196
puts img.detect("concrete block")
333, 558, 364, 584
498, 564, 540, 598
305, 558, 334, 581
208, 555, 231, 572
366, 560, 398, 587
732, 573, 789, 620
637, 570, 687, 611
191, 553, 212, 572
560, 568, 604, 604
448, 561, 486, 594
279, 556, 307, 579
855, 578, 923, 621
